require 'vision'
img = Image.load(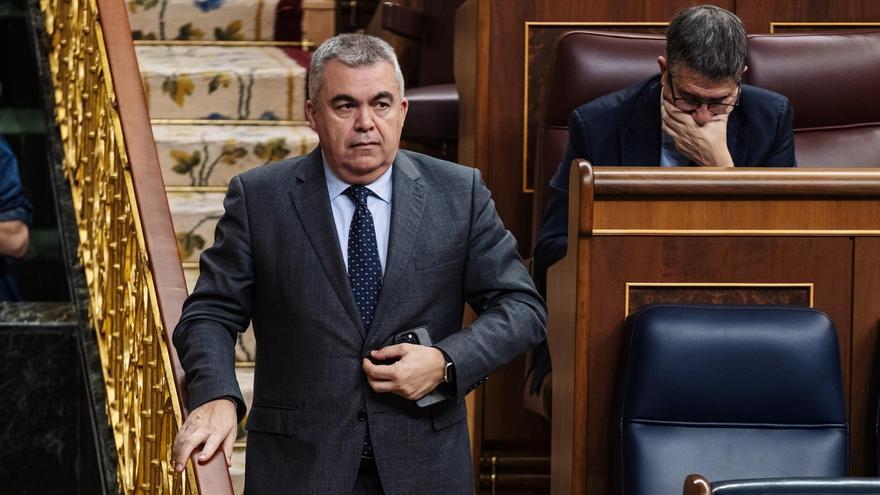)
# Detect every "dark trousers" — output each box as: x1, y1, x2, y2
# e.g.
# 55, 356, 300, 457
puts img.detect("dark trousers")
353, 458, 385, 495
